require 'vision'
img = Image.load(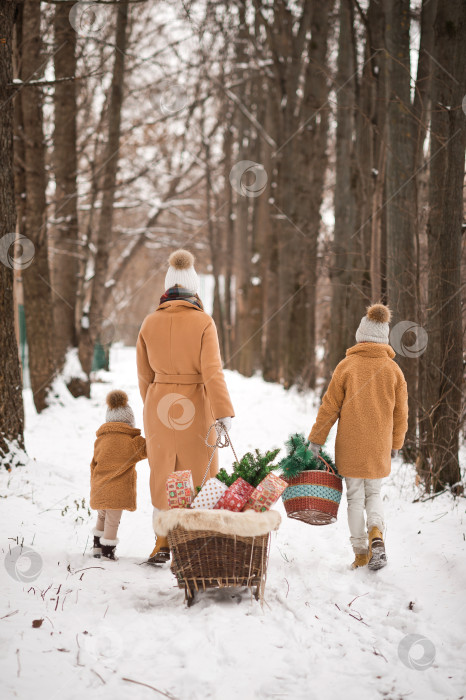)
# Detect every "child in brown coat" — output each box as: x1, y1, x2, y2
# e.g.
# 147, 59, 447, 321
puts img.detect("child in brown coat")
308, 304, 408, 570
90, 390, 146, 560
